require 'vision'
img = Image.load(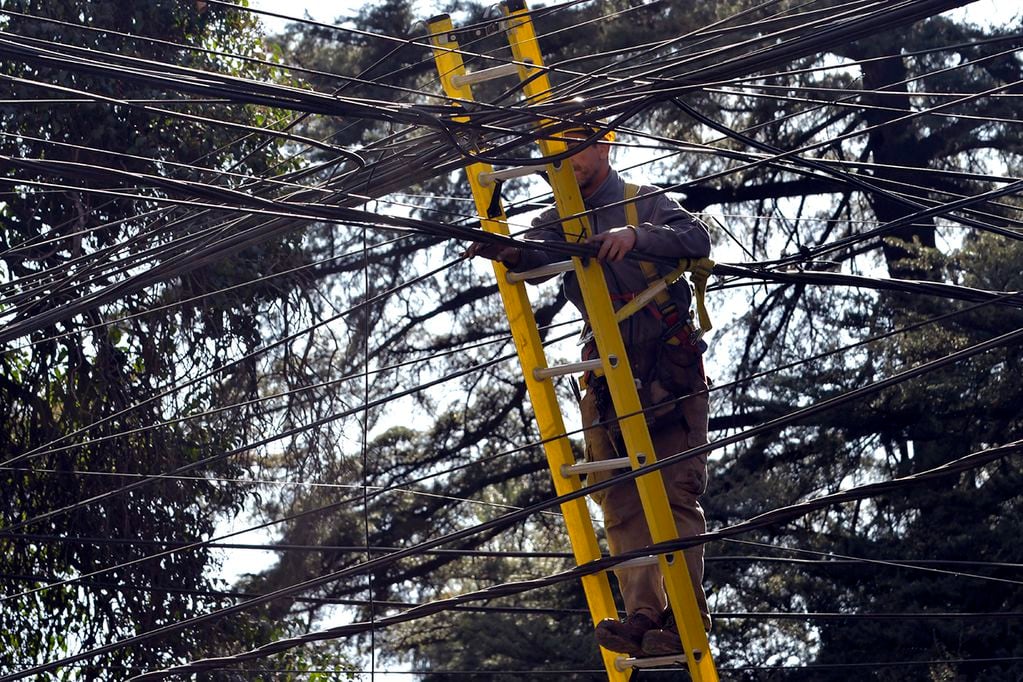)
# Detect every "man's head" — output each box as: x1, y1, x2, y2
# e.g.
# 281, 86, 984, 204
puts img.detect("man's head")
561, 126, 613, 198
